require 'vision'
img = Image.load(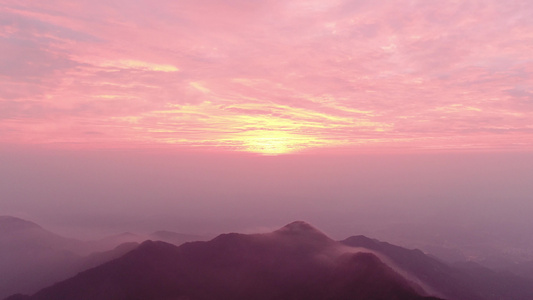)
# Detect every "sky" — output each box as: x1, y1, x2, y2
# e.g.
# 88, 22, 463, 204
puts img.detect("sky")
2, 0, 532, 154
1, 1, 533, 249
